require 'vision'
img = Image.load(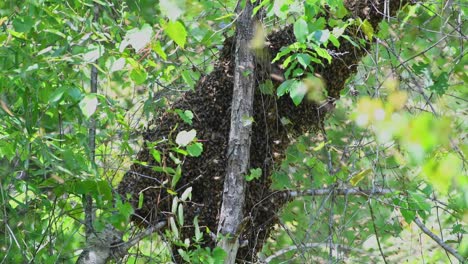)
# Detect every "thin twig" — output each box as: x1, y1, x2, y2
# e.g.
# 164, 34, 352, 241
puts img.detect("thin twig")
413, 217, 465, 263
261, 242, 379, 263
286, 187, 393, 198
368, 200, 388, 264
112, 221, 166, 257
